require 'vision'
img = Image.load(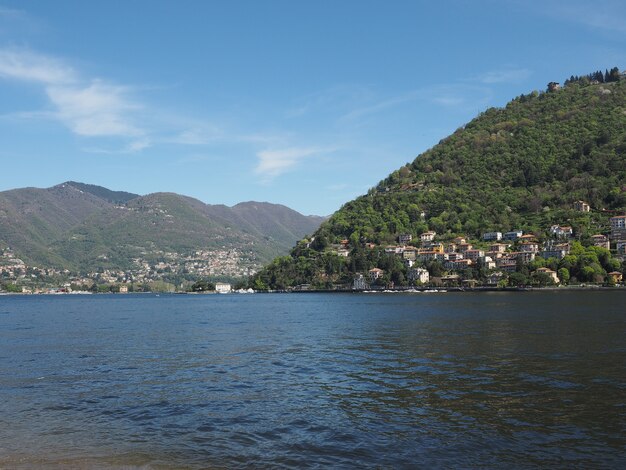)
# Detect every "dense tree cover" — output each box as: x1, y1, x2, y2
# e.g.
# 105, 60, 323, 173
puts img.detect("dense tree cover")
254, 72, 626, 289
190, 279, 216, 292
